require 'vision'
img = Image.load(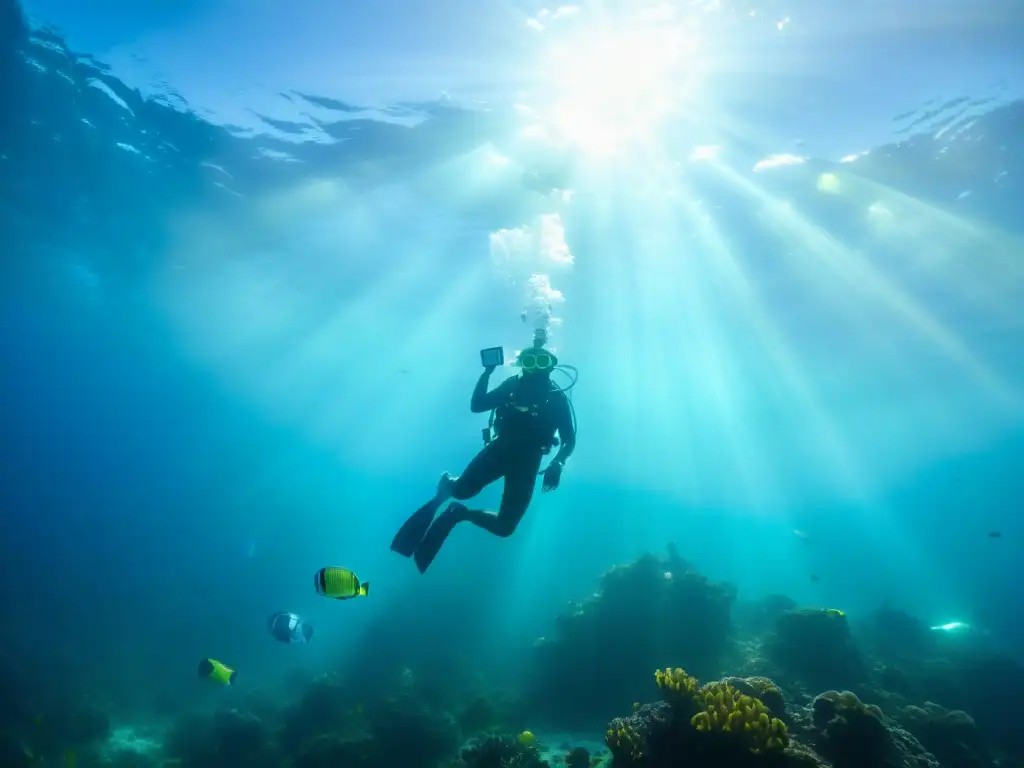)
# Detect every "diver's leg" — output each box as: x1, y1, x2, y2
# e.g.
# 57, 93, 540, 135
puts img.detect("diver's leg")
411, 444, 509, 573
458, 453, 541, 537
392, 444, 501, 558
414, 452, 540, 572
449, 442, 505, 501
